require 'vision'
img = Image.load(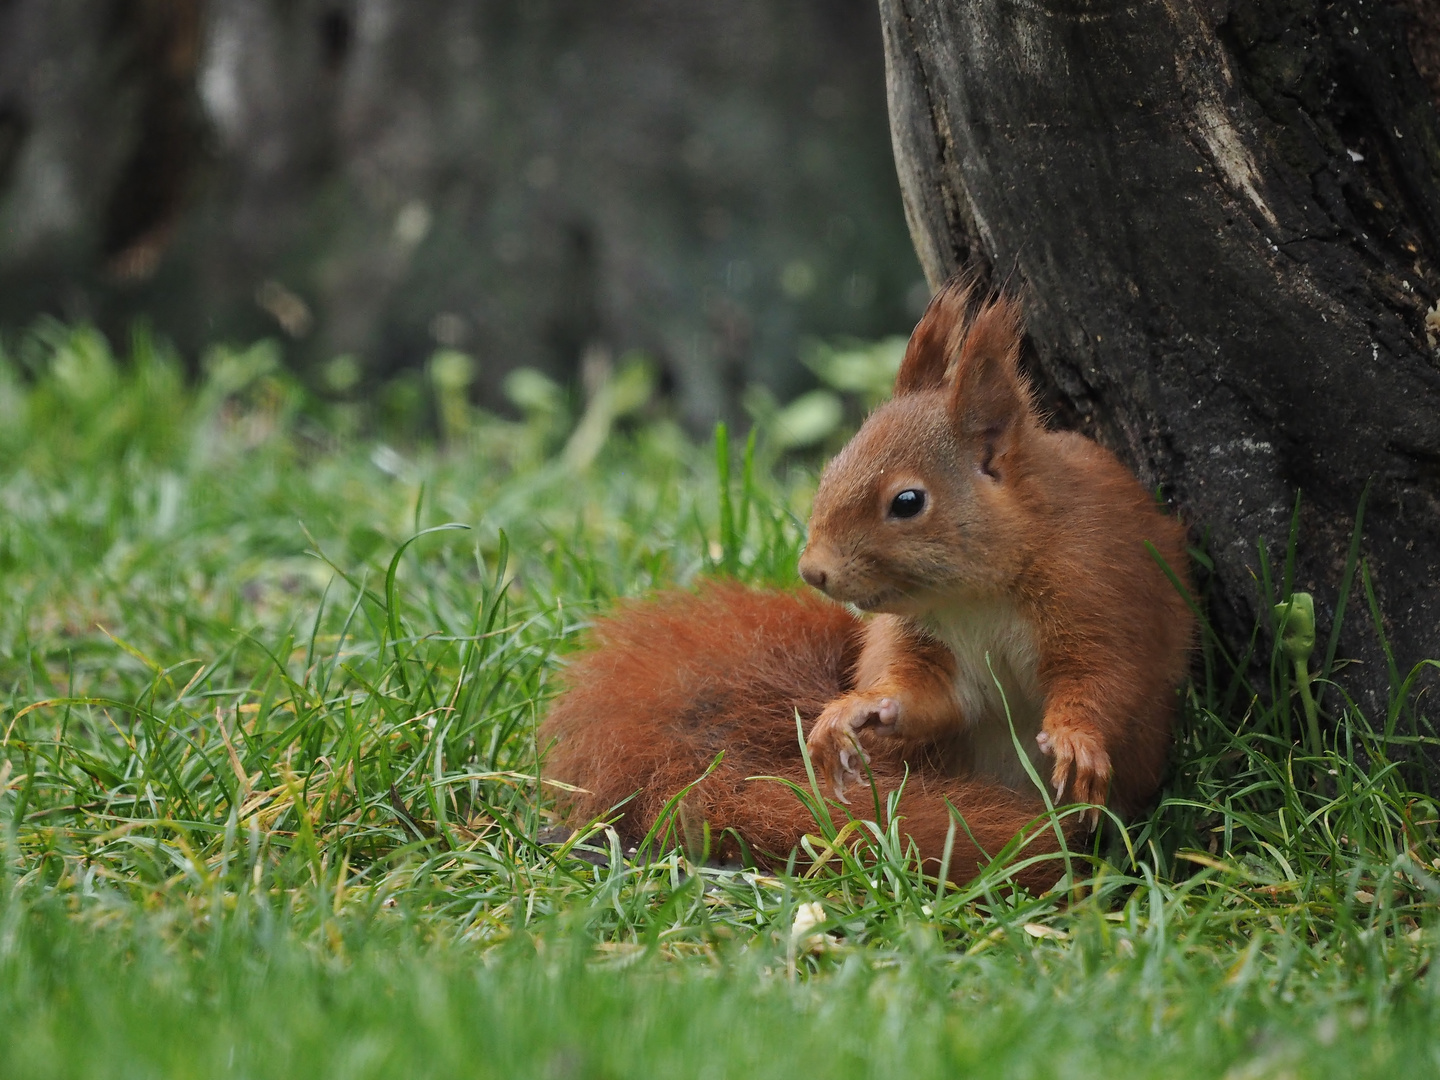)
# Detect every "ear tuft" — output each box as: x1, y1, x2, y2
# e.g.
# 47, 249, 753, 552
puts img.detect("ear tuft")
893, 275, 974, 395
948, 295, 1032, 444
